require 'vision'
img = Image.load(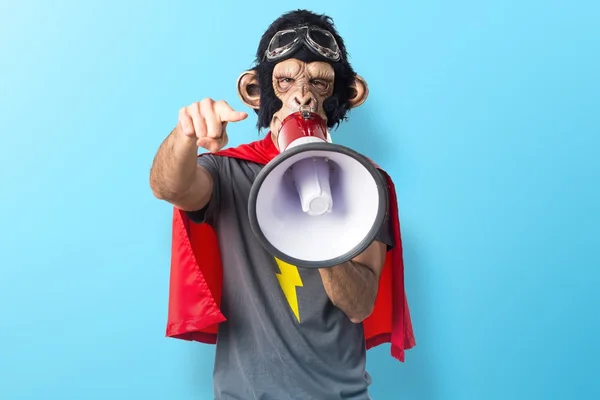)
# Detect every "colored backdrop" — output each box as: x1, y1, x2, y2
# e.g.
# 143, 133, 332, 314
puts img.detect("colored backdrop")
1, 1, 598, 399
